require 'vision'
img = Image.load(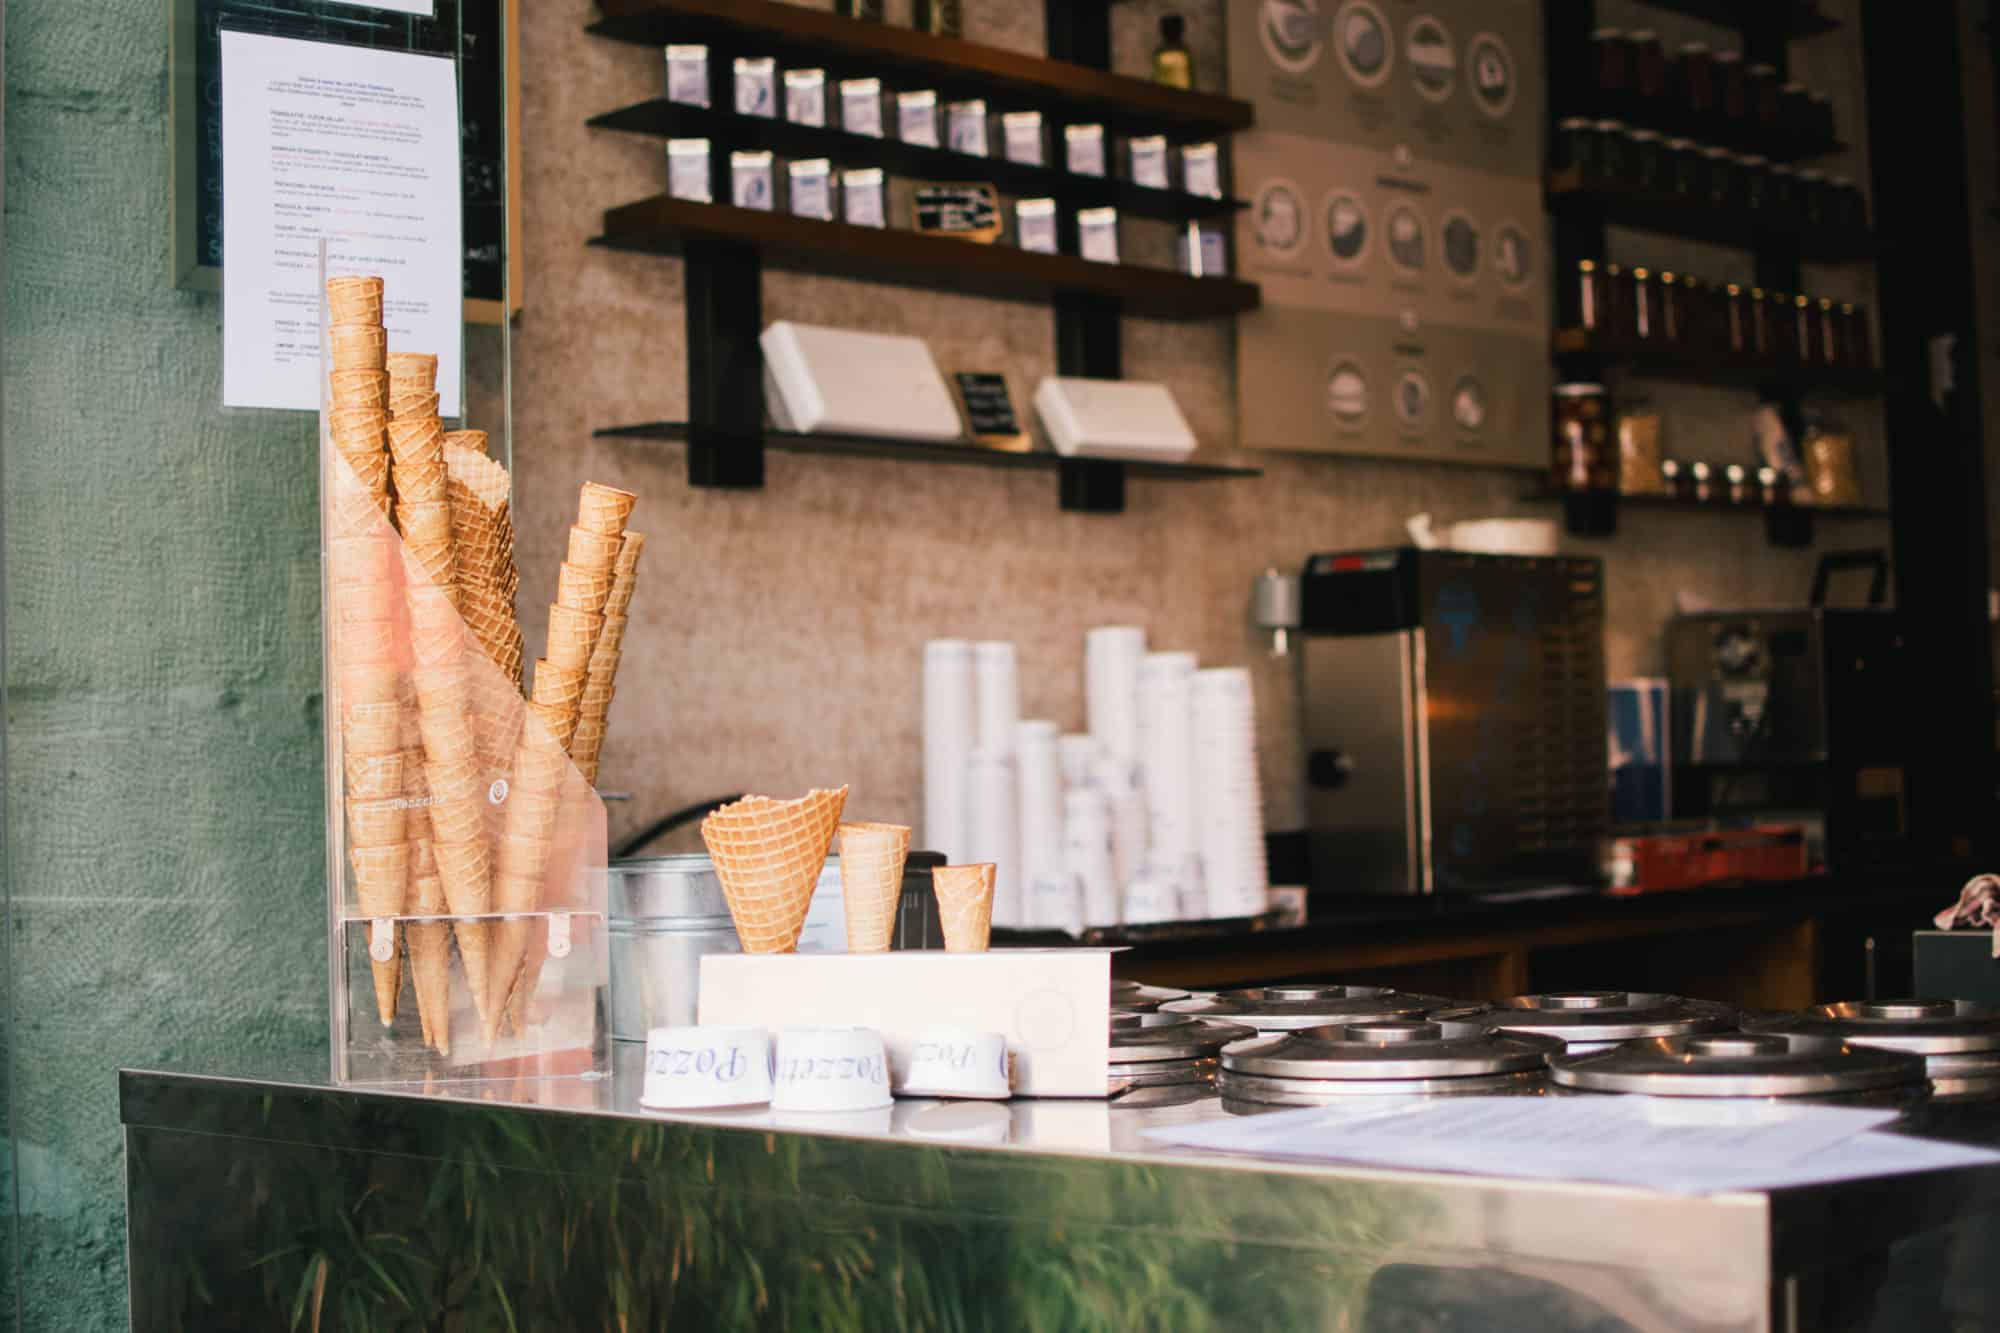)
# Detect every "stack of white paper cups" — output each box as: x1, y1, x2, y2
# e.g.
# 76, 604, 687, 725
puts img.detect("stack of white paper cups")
1015, 720, 1079, 932
1063, 787, 1120, 927
964, 747, 1020, 928
1084, 626, 1146, 780
973, 641, 1019, 757
1192, 667, 1269, 919
1138, 651, 1202, 916
922, 639, 975, 862
1057, 733, 1098, 792
1092, 753, 1151, 913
